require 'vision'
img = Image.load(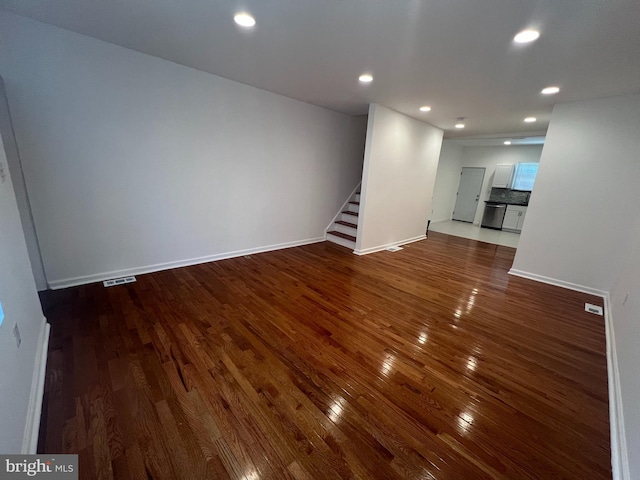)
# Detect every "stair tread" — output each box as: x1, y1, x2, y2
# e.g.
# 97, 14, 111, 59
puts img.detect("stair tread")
327, 231, 356, 242
335, 220, 357, 228
349, 202, 360, 206
342, 210, 359, 216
